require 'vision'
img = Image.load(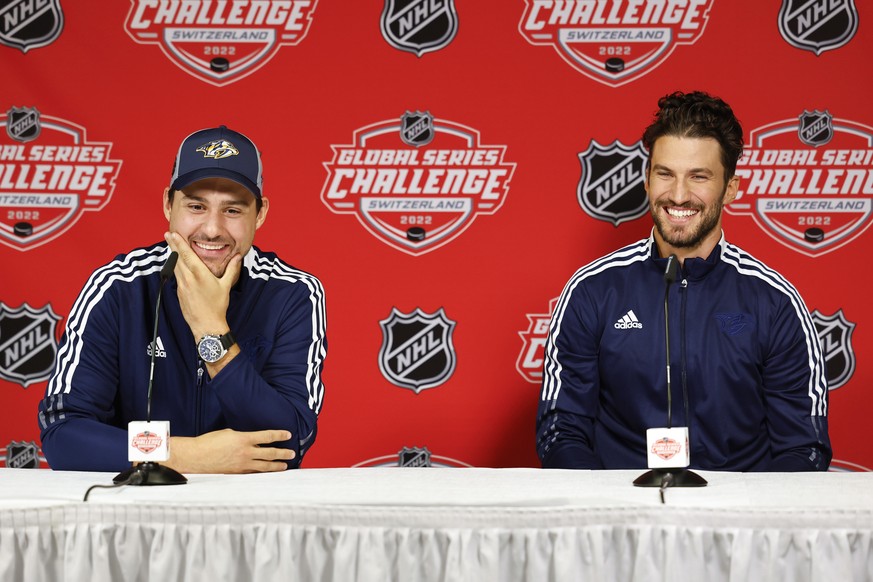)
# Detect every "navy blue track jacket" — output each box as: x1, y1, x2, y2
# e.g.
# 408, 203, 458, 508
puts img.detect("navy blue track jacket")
537, 234, 831, 471
38, 243, 327, 471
